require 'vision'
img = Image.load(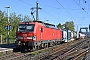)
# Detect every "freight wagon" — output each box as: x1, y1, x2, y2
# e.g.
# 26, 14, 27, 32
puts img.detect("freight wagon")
79, 33, 86, 39
62, 29, 72, 42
